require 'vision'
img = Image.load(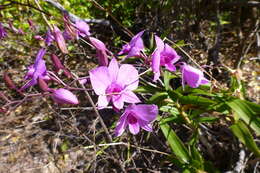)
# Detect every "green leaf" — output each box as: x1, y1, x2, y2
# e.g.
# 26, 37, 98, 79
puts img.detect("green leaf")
226, 99, 260, 135
163, 71, 174, 91
230, 120, 260, 156
147, 92, 168, 105
168, 91, 216, 107
159, 120, 190, 163
195, 117, 219, 123
135, 84, 163, 93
